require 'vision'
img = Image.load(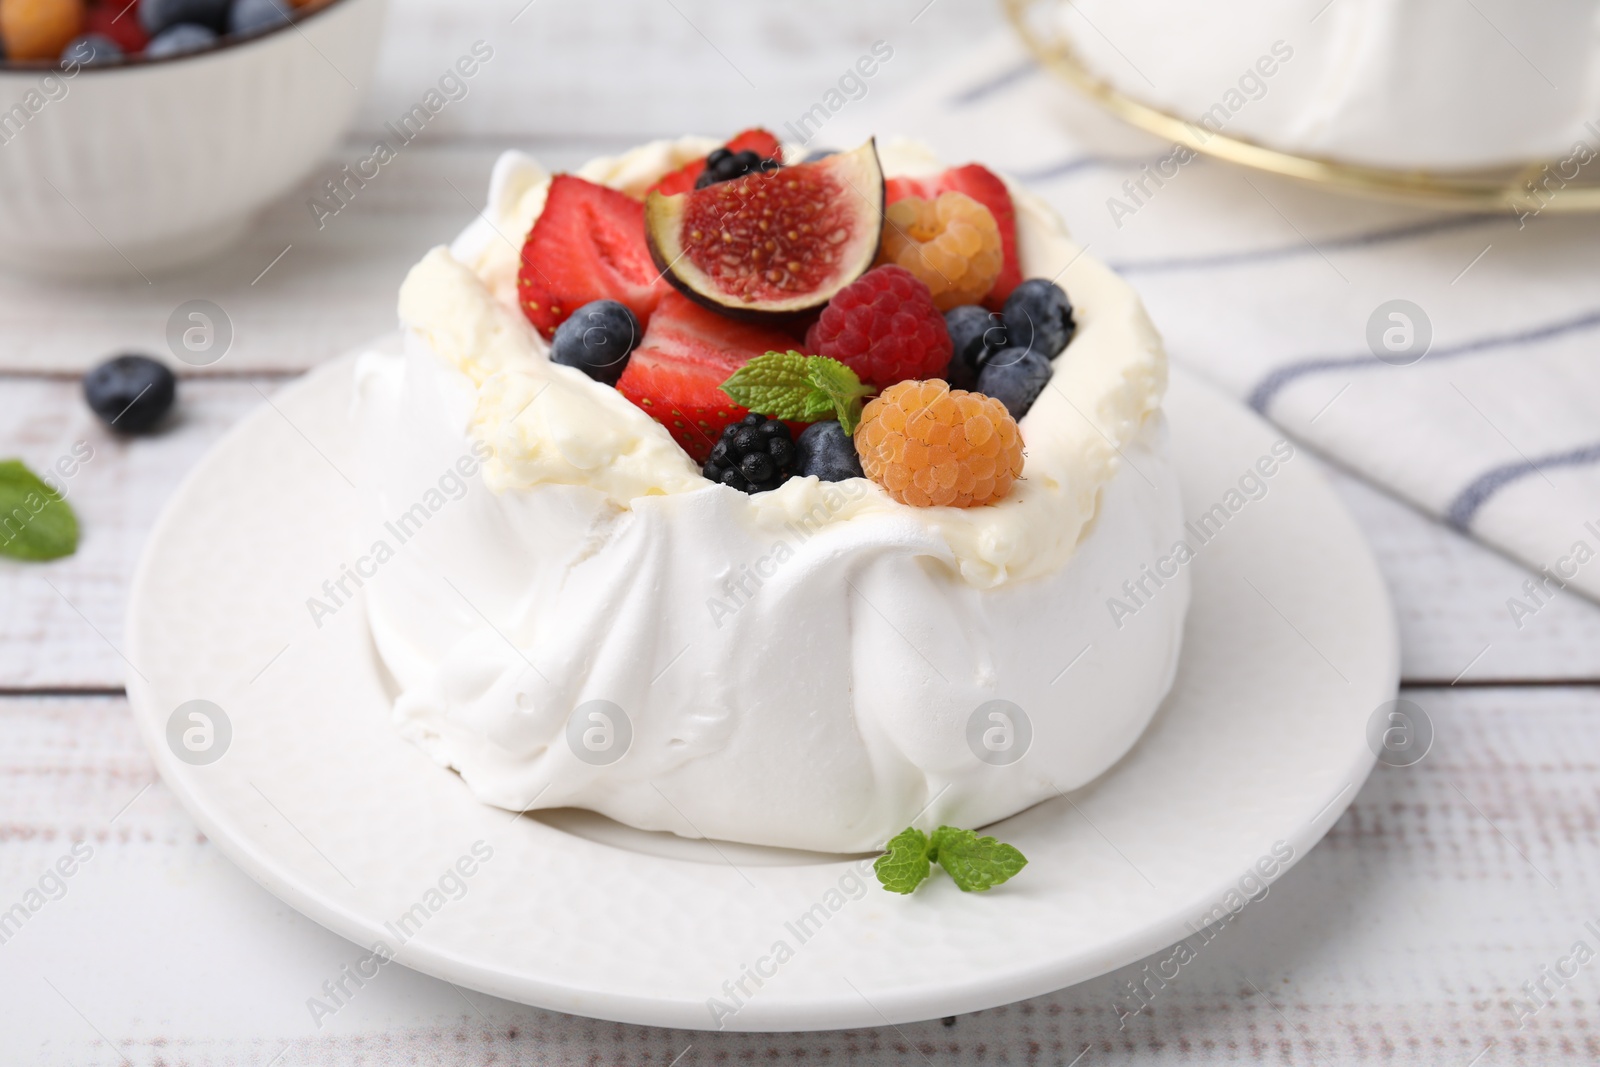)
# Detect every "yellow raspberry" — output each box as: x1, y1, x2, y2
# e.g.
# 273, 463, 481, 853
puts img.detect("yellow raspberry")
877, 192, 1004, 312
0, 0, 82, 61
855, 379, 1023, 507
